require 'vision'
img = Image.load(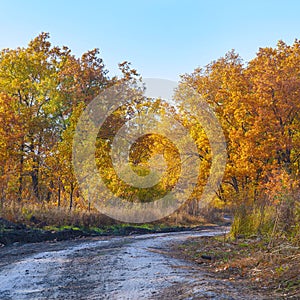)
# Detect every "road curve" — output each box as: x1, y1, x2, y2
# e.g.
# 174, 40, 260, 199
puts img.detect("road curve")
0, 228, 262, 300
